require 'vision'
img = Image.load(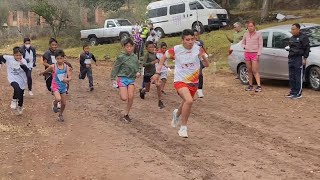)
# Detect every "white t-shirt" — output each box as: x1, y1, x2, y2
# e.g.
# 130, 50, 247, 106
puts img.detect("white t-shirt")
165, 45, 204, 83
4, 55, 28, 89
155, 52, 168, 73
25, 50, 34, 69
